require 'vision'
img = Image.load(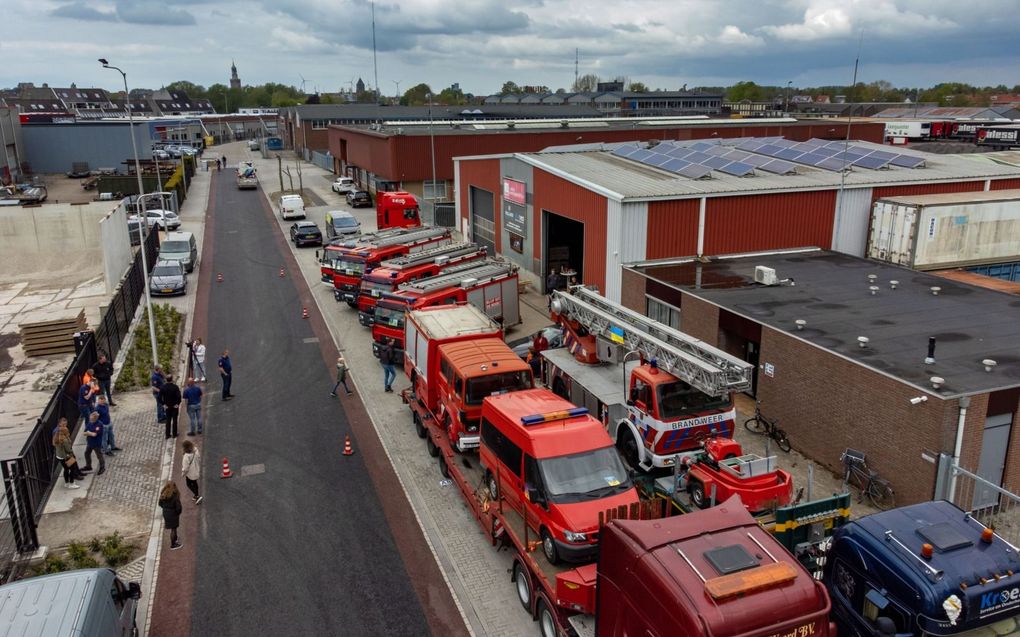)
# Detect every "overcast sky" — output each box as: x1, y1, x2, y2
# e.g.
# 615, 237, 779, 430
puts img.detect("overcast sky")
3, 0, 1018, 97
